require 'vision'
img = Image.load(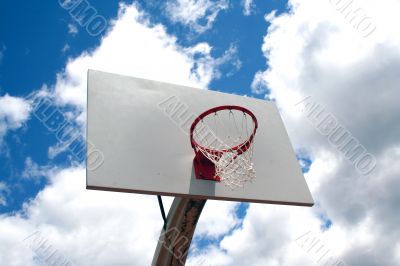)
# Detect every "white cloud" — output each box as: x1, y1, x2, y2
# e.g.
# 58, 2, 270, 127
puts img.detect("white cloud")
186, 43, 242, 81
195, 201, 240, 238
0, 46, 5, 64
0, 167, 160, 265
251, 70, 268, 94
22, 157, 55, 180
67, 23, 78, 35
189, 204, 323, 265
61, 44, 70, 53
165, 0, 229, 33
0, 94, 31, 143
0, 182, 9, 206
188, 244, 233, 265
242, 0, 255, 16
